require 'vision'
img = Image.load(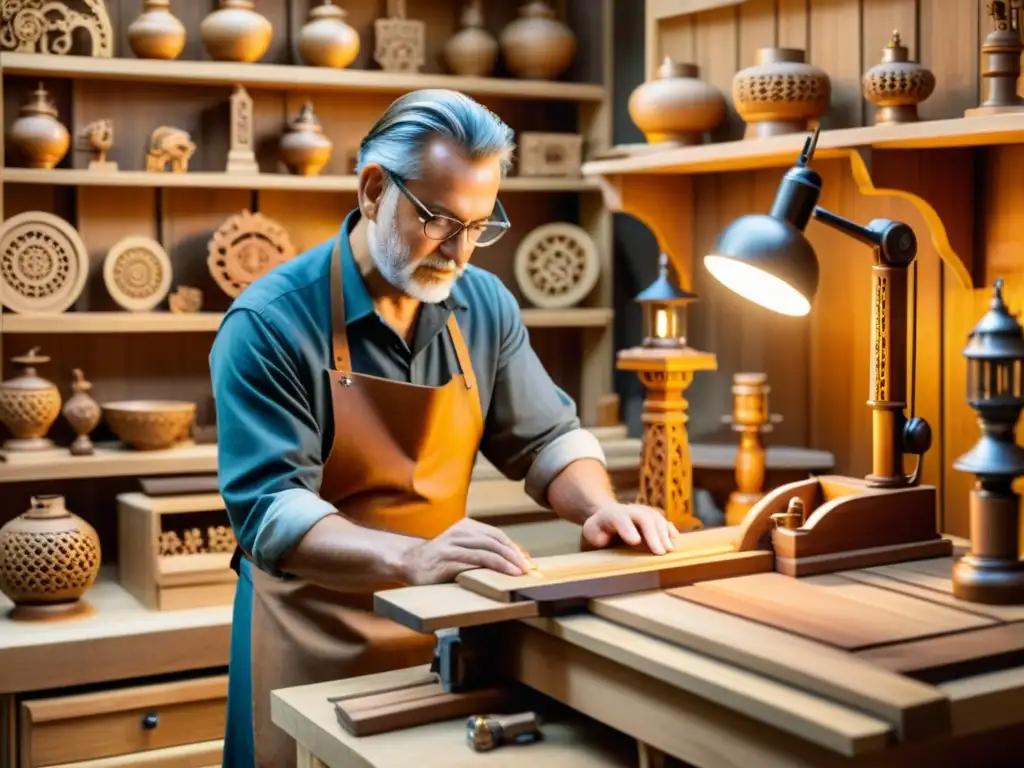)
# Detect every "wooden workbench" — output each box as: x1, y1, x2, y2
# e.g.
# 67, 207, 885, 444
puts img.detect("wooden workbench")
280, 541, 1024, 768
